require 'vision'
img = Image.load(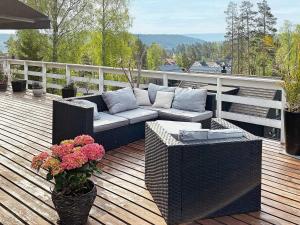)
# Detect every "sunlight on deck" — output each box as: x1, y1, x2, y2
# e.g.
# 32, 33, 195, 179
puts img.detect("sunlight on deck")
0, 91, 299, 225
